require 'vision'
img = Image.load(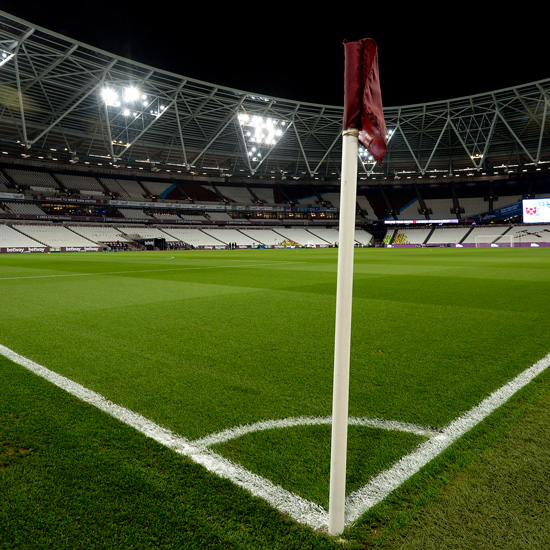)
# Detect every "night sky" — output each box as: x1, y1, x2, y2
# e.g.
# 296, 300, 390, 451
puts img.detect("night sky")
2, 3, 548, 107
